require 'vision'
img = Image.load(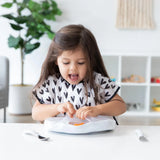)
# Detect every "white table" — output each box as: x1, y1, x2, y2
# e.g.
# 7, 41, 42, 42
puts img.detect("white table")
0, 123, 159, 160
